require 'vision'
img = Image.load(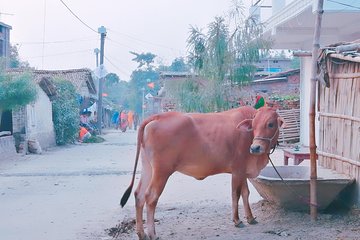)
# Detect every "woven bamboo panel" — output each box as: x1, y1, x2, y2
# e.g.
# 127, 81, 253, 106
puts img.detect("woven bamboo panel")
318, 57, 360, 203
277, 108, 300, 144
